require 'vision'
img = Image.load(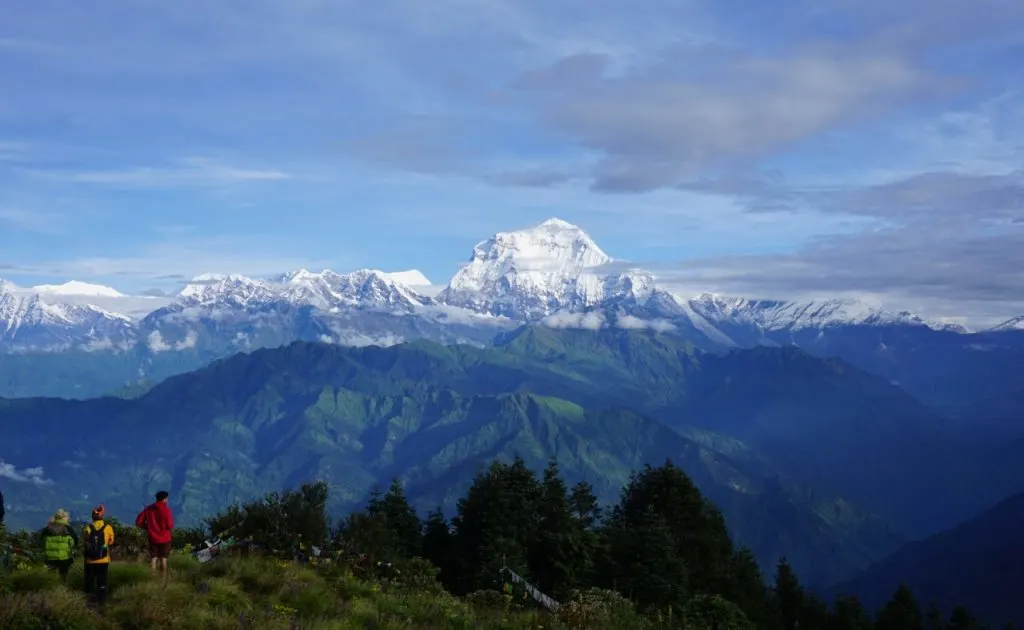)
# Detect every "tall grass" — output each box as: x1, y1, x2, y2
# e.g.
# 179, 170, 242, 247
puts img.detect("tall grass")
0, 553, 681, 629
